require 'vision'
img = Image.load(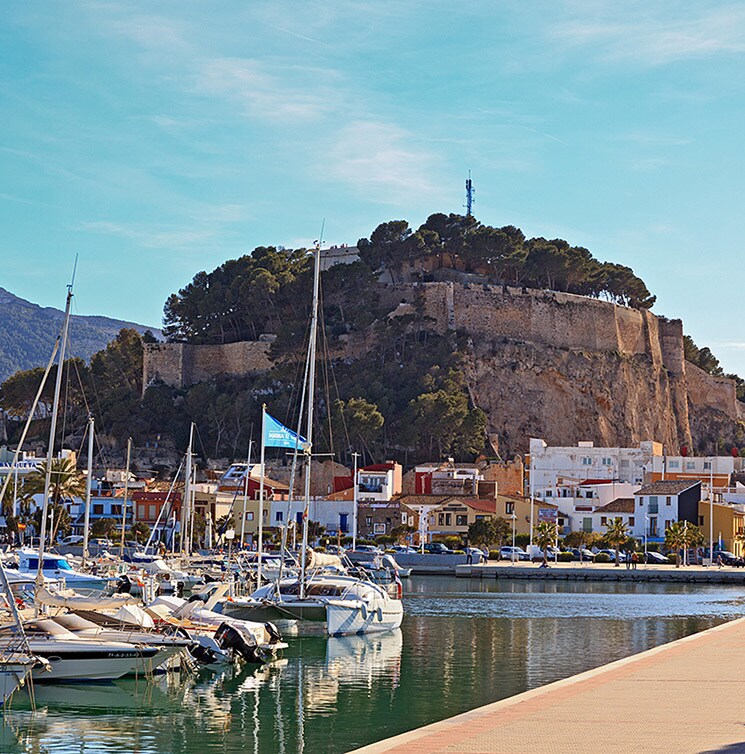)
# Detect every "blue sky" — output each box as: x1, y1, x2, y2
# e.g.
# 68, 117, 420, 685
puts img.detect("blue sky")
2, 1, 745, 371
